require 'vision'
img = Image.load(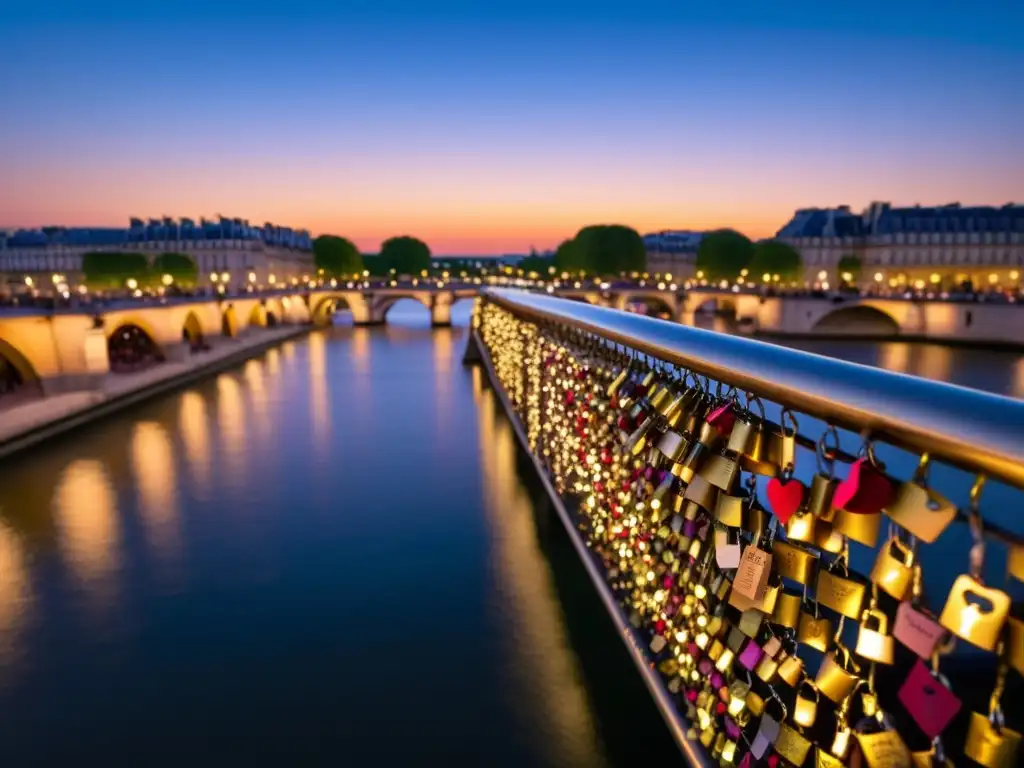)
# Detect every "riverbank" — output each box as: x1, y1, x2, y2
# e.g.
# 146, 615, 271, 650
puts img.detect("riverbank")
0, 324, 309, 460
